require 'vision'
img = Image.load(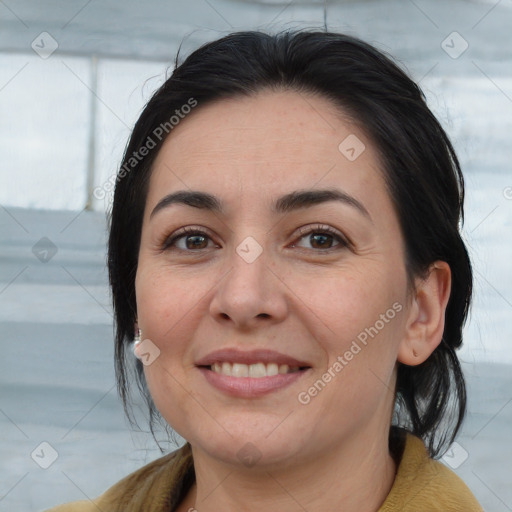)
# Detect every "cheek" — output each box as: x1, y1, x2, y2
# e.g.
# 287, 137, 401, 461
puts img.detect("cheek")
300, 268, 405, 383
136, 263, 202, 333
135, 265, 205, 434
300, 281, 404, 429
296, 267, 400, 340
134, 262, 220, 396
